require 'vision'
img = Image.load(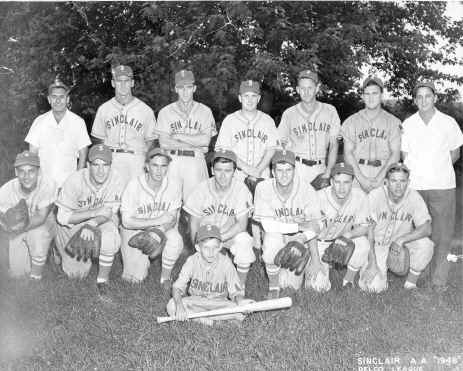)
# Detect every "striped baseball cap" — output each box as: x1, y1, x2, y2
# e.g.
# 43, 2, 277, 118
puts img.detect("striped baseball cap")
14, 151, 40, 168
